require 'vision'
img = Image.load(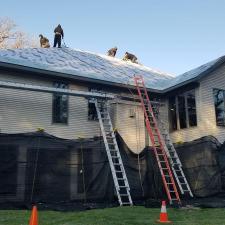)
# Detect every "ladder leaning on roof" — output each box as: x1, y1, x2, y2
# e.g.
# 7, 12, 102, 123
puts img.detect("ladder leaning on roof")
134, 75, 181, 205
90, 98, 133, 206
